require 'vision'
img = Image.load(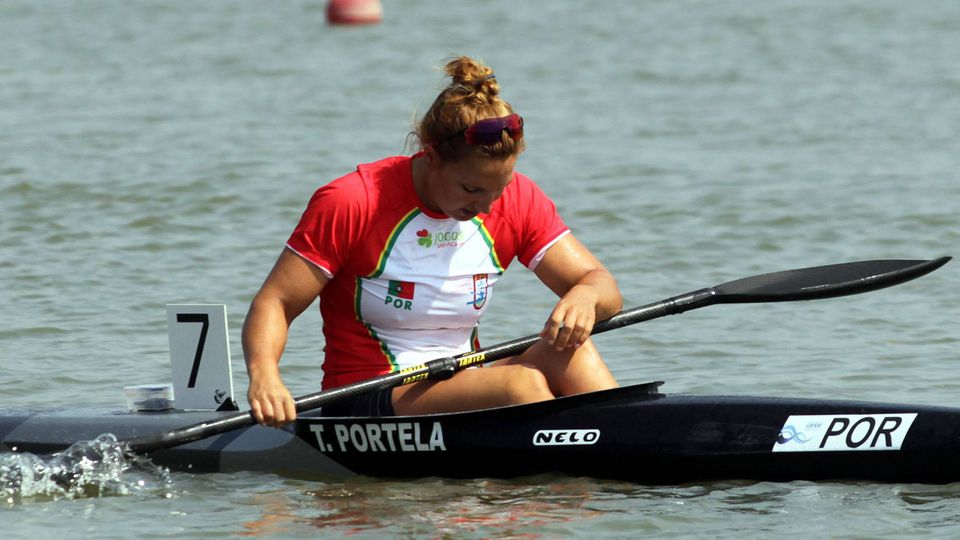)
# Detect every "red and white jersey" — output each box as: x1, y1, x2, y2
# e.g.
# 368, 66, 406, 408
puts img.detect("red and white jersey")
287, 154, 569, 388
